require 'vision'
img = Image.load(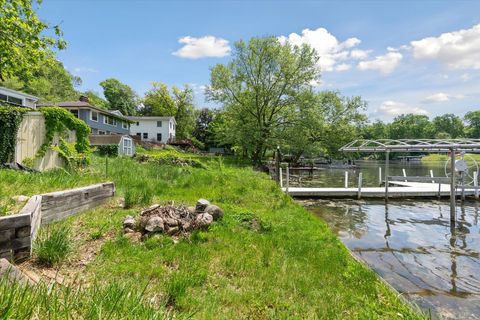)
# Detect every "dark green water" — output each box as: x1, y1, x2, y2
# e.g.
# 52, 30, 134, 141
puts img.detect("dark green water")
301, 160, 480, 319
